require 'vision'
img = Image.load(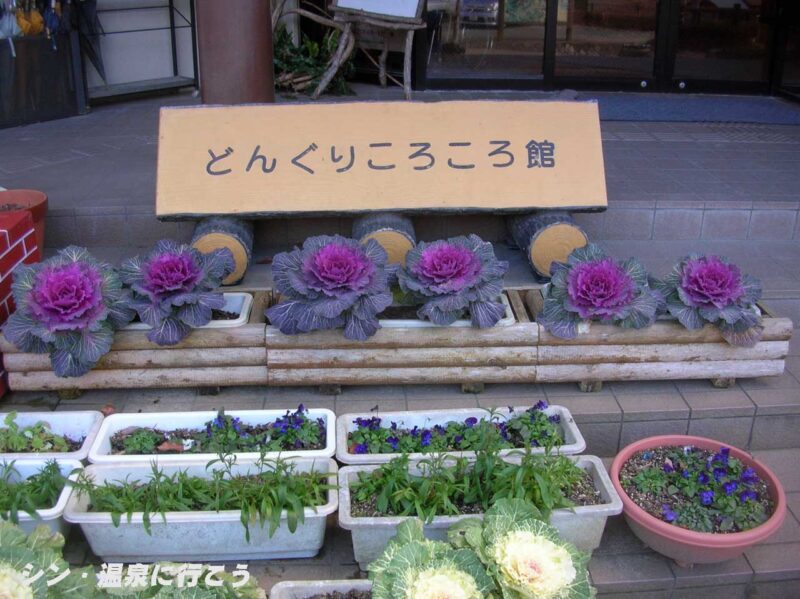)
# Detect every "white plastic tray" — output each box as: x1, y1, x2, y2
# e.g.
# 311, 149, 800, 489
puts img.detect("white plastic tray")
0, 411, 104, 462
336, 405, 586, 465
1, 458, 83, 536
124, 292, 253, 330
64, 459, 338, 562
270, 580, 372, 599
379, 293, 515, 328
88, 408, 336, 464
